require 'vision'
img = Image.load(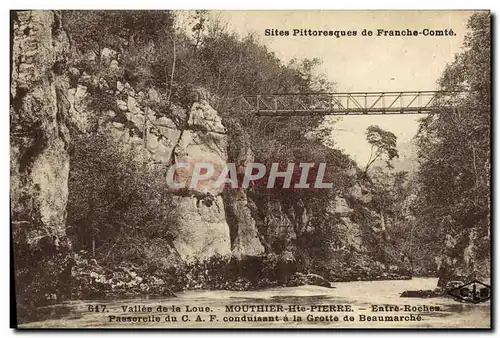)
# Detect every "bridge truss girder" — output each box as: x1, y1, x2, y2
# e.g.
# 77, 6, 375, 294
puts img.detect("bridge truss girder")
239, 91, 464, 116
